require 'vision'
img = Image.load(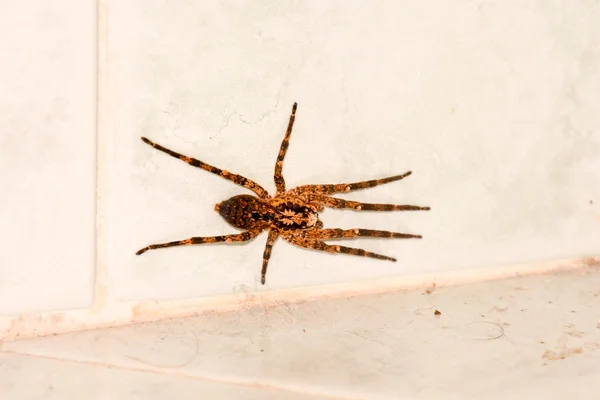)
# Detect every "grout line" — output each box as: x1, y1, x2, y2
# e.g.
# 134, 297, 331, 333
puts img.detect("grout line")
1, 350, 367, 400
91, 0, 112, 316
